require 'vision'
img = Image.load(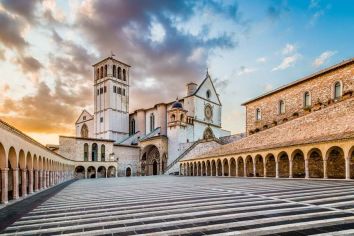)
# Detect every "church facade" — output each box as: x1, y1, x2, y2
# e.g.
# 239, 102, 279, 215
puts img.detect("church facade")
58, 56, 230, 177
